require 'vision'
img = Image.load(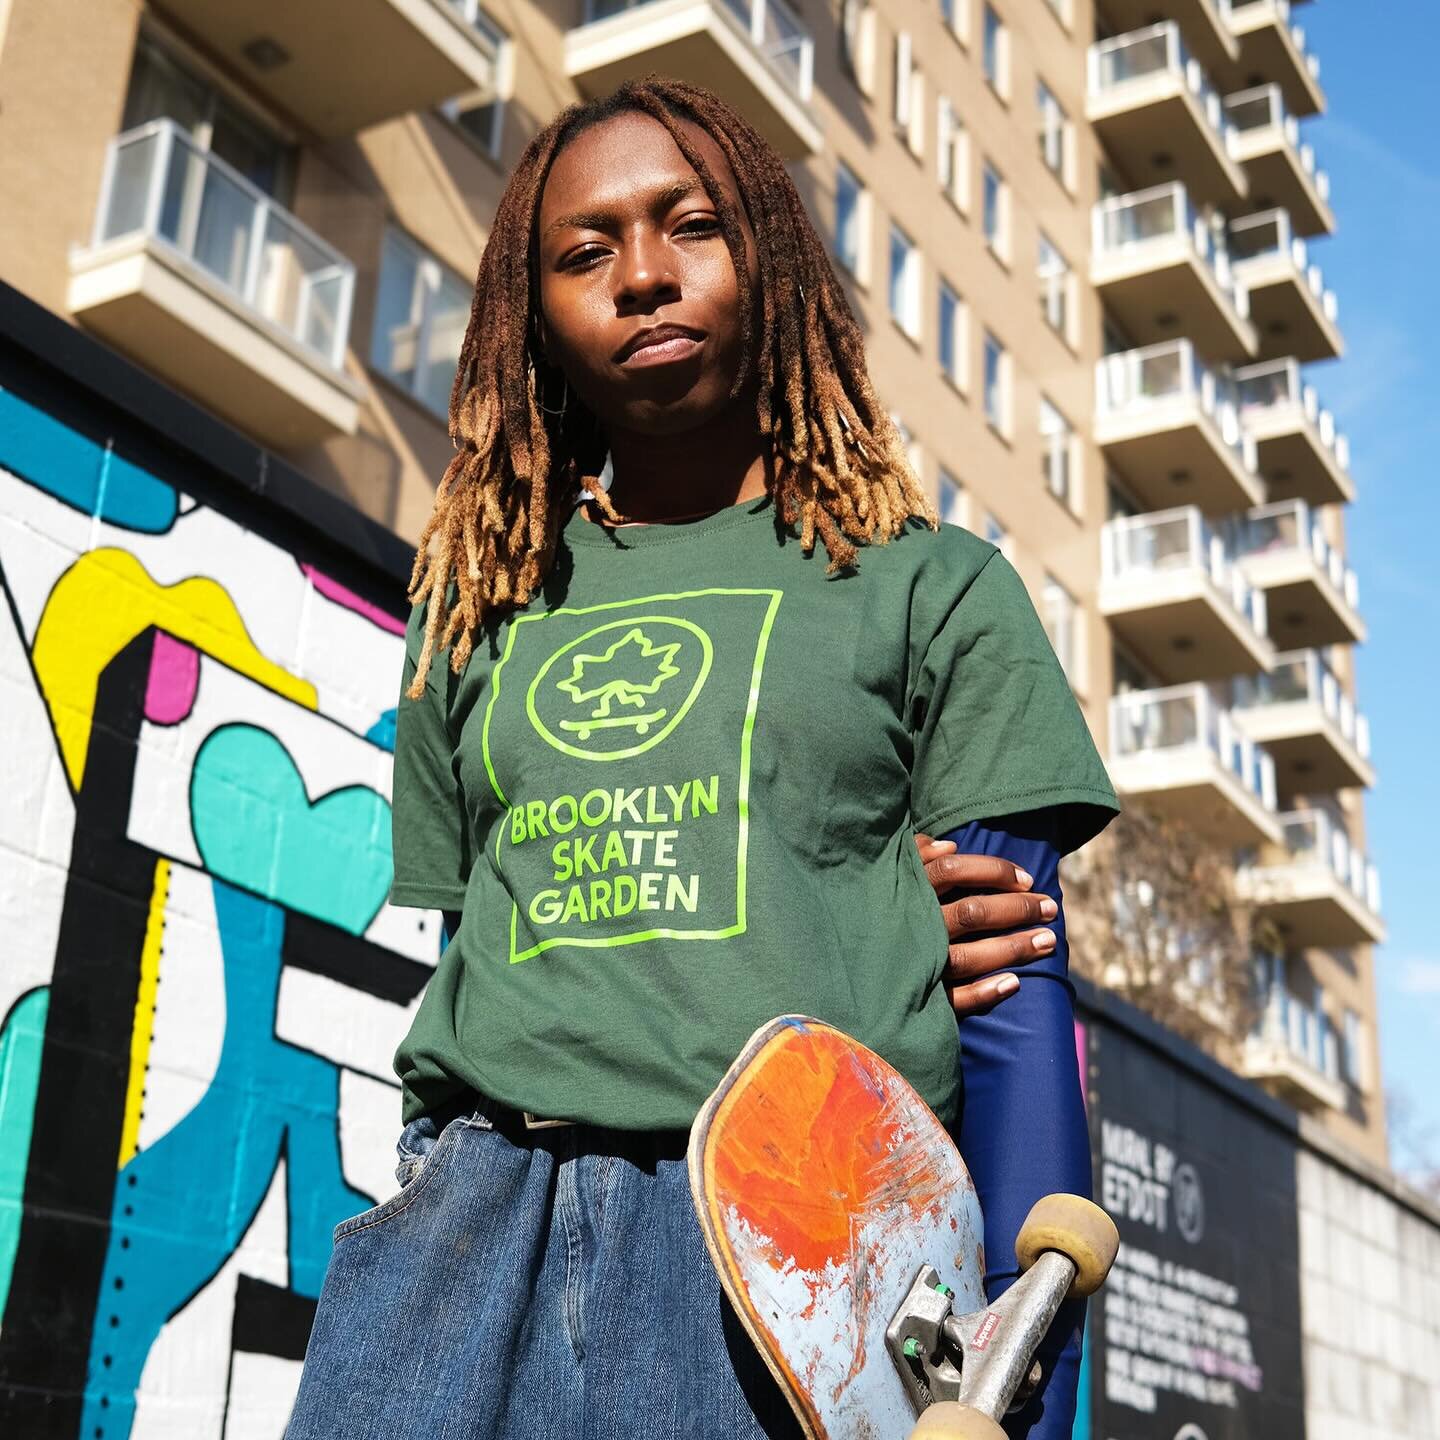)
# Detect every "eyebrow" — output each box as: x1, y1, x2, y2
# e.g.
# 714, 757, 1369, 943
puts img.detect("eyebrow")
542, 177, 711, 239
